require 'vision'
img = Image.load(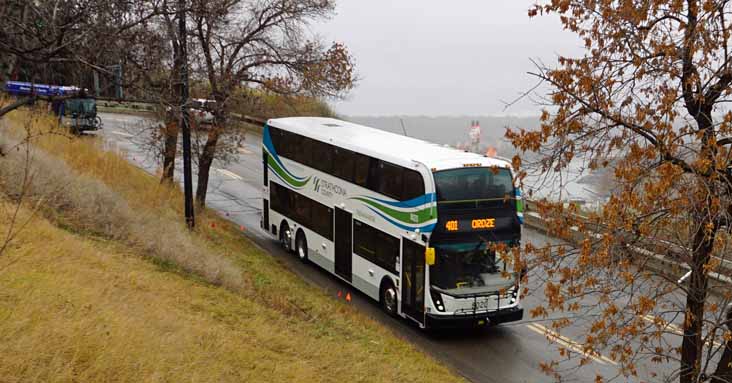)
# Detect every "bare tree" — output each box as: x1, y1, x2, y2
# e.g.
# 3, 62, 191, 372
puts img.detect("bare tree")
188, 0, 355, 207
0, 0, 164, 117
